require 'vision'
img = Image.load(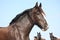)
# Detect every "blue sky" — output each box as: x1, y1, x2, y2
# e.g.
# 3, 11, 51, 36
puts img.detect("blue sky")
0, 0, 60, 40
